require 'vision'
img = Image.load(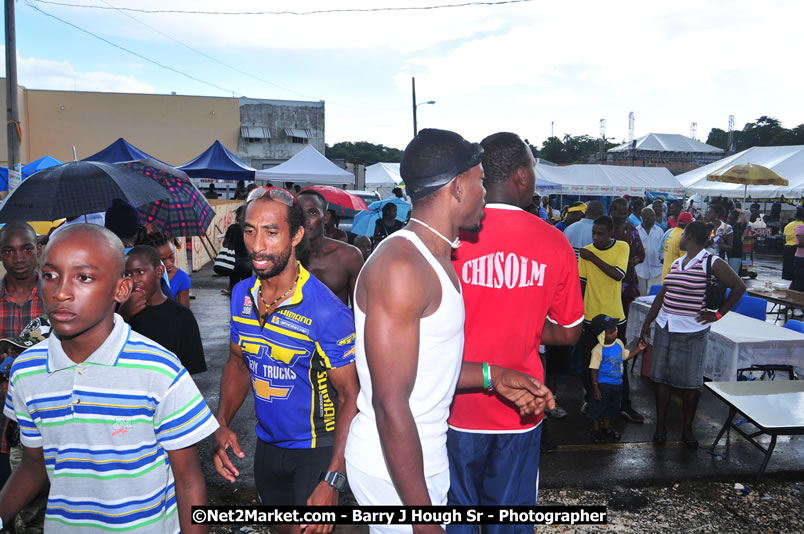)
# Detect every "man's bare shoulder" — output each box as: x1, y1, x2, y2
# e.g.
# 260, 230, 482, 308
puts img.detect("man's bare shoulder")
358, 237, 434, 315
324, 237, 363, 260
361, 237, 428, 283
